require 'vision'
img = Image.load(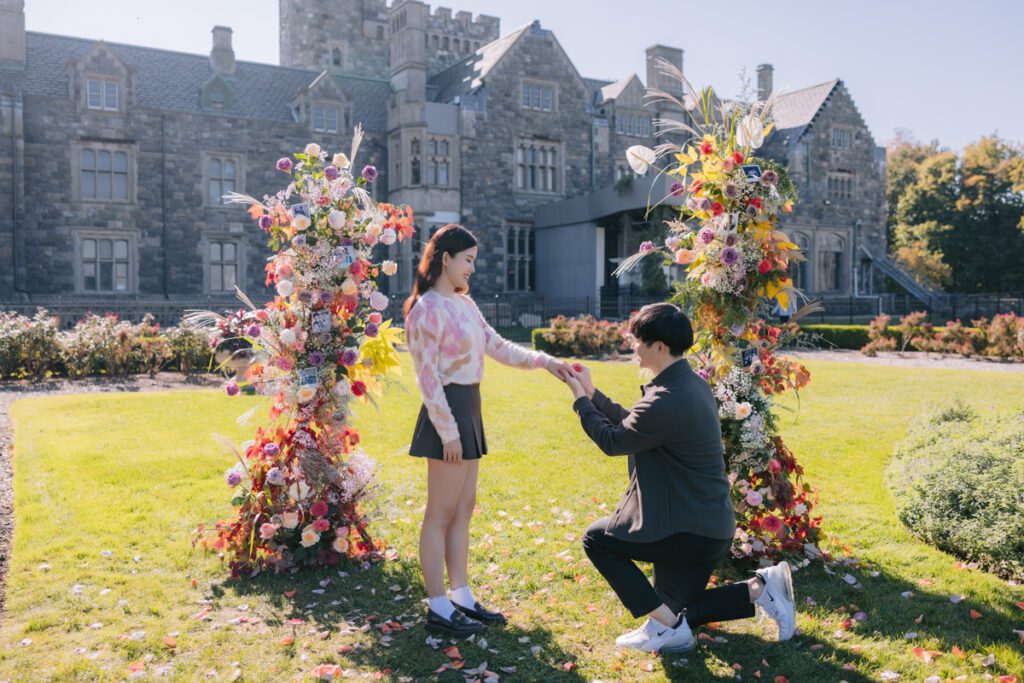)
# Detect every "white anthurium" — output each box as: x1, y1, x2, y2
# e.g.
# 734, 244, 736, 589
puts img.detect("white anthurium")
737, 115, 765, 149
625, 145, 657, 175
